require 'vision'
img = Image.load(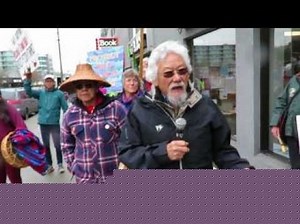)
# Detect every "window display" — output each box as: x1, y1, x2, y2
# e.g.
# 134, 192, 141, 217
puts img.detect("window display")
191, 29, 237, 136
